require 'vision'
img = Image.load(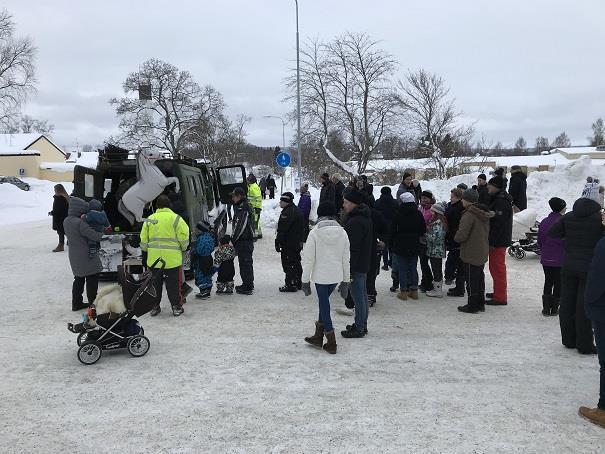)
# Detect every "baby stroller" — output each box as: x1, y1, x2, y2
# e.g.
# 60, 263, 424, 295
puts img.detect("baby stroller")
508, 209, 541, 260
68, 258, 165, 365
